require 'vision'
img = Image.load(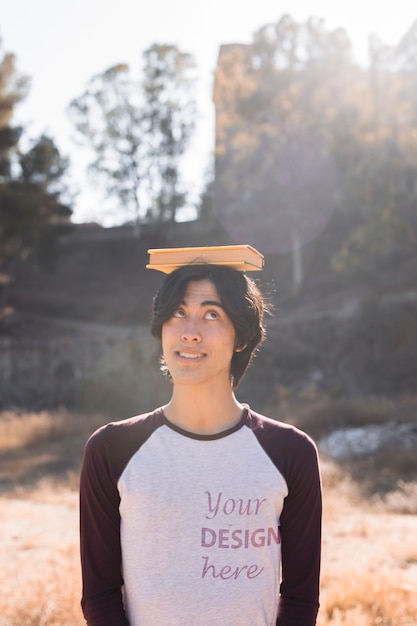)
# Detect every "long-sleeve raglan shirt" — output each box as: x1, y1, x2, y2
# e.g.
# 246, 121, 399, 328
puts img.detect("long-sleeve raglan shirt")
80, 405, 322, 626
